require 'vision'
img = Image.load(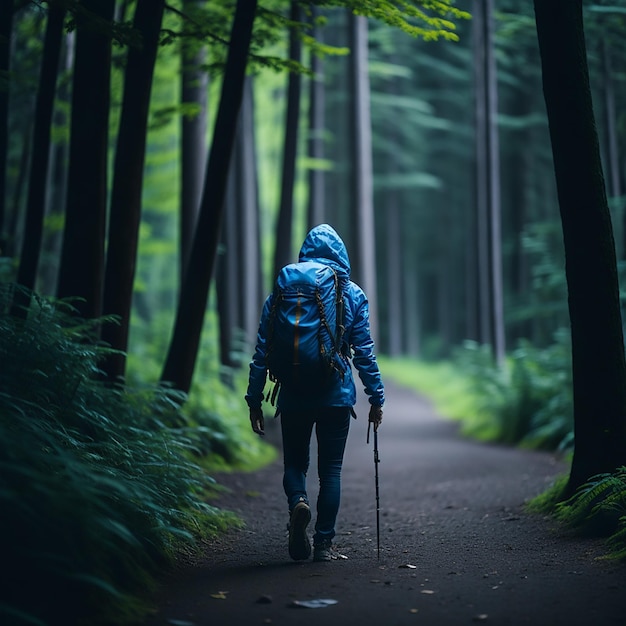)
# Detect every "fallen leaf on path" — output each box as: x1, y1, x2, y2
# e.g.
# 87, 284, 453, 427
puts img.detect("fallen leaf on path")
288, 599, 338, 609
473, 615, 489, 622
420, 589, 435, 595
210, 591, 228, 600
398, 564, 417, 569
409, 608, 419, 614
